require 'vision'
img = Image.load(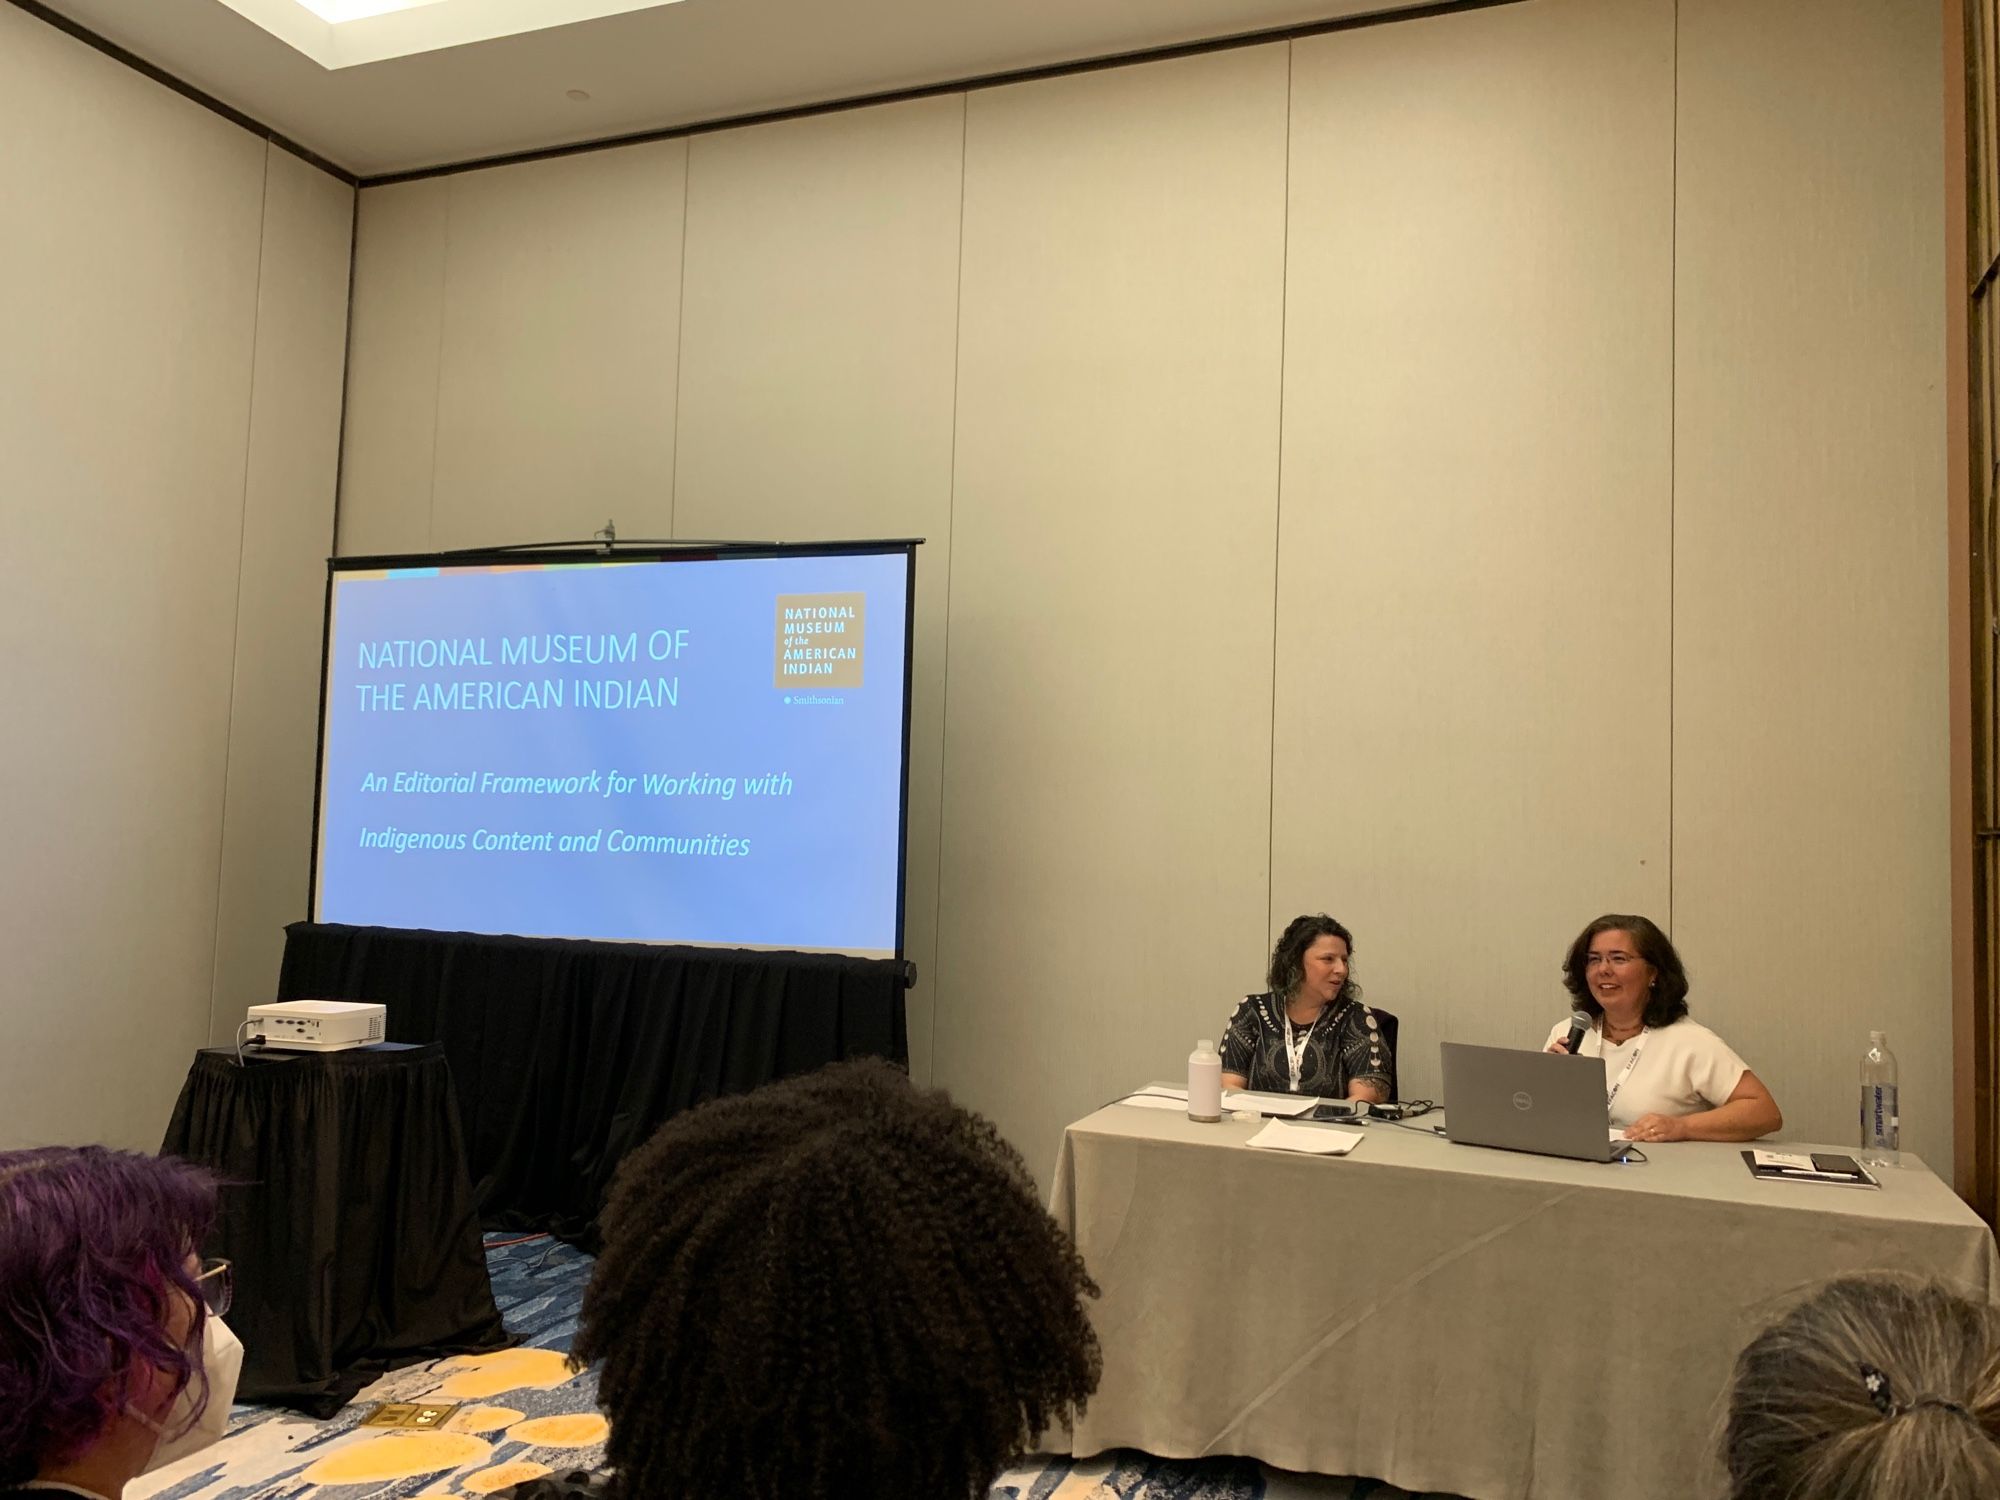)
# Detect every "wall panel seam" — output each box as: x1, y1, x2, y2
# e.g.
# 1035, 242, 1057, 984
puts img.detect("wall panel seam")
928, 91, 972, 1091
206, 142, 273, 1044
671, 142, 692, 541
1668, 0, 1680, 935
1267, 41, 1295, 955
425, 180, 453, 548
330, 185, 360, 556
